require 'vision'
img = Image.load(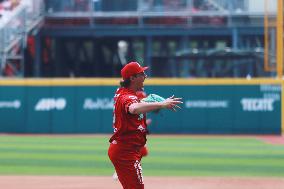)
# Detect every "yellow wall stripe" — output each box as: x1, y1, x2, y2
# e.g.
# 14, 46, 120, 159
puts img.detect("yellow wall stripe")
0, 78, 282, 86
0, 78, 119, 86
